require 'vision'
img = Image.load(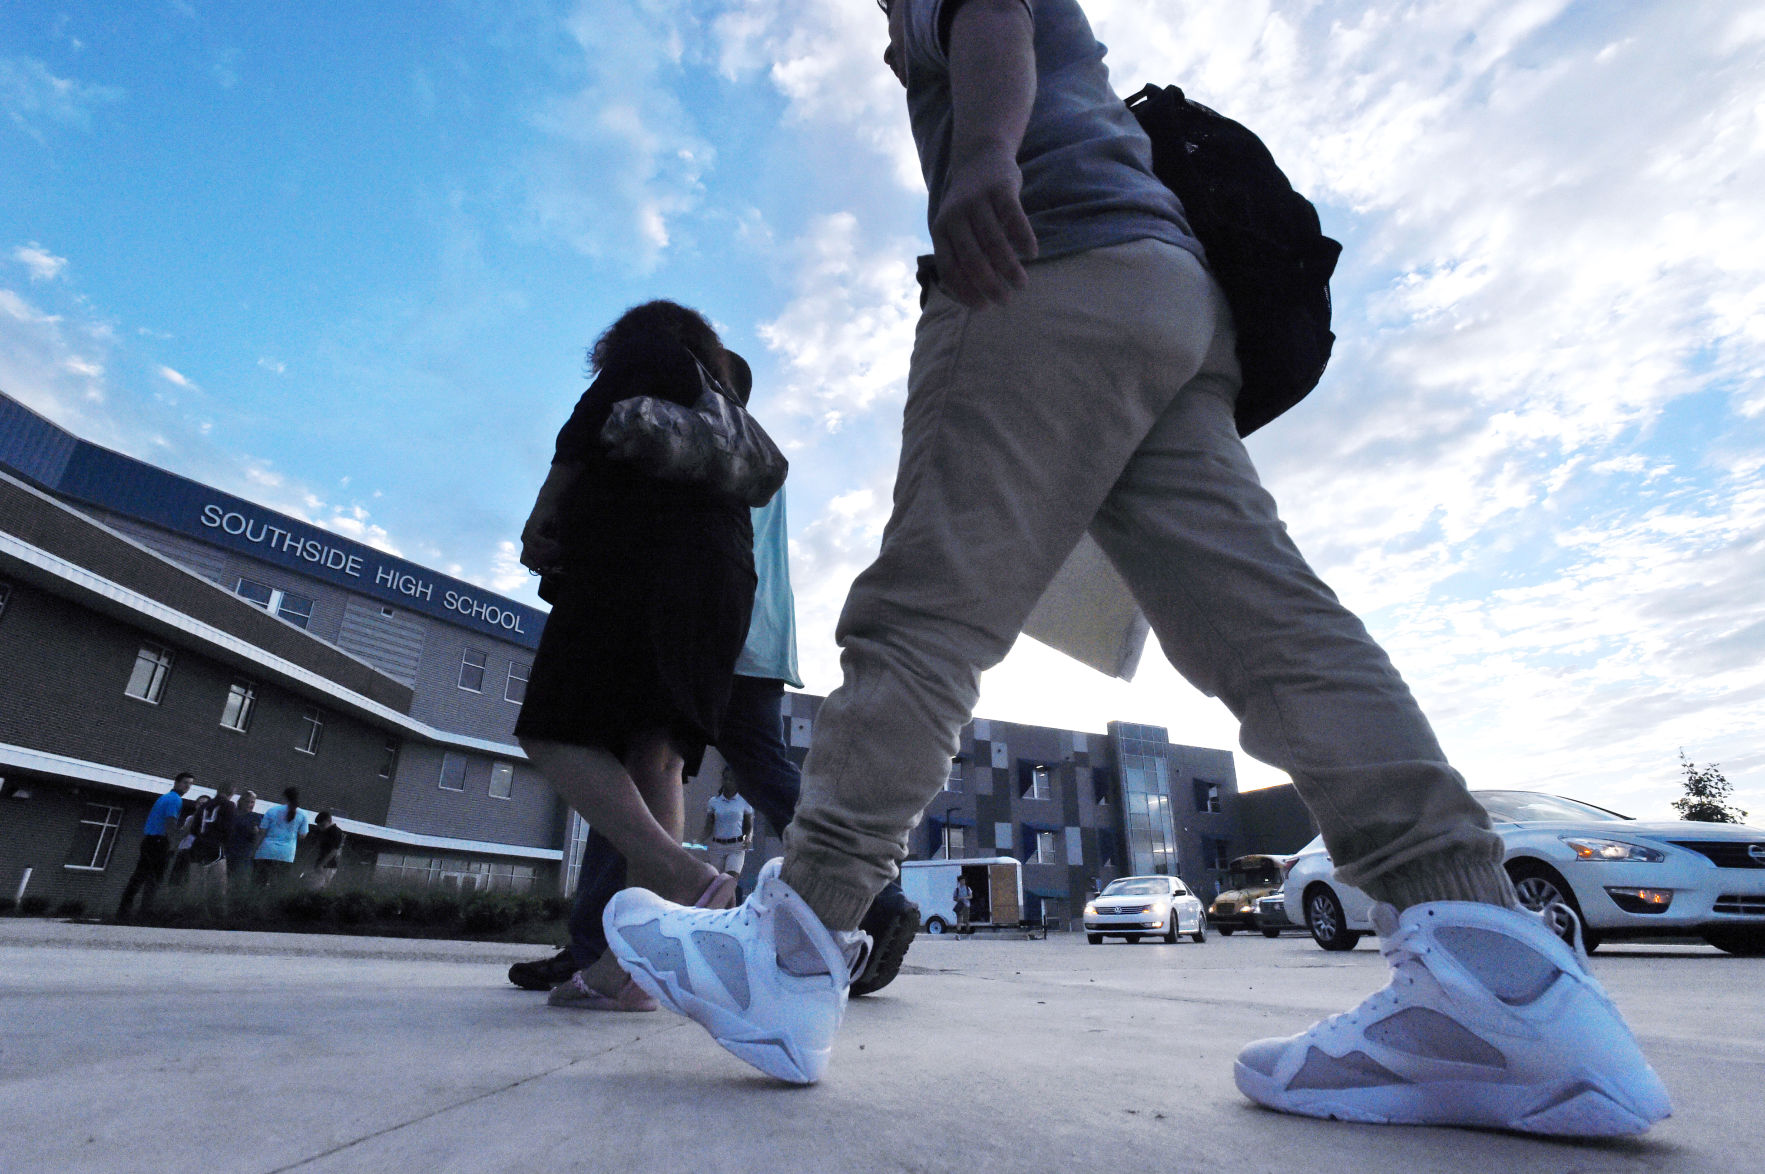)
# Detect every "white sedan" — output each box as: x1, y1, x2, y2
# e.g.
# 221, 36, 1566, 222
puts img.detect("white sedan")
1084, 876, 1207, 943
1284, 789, 1765, 955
